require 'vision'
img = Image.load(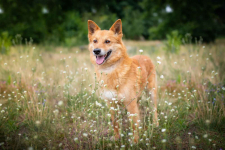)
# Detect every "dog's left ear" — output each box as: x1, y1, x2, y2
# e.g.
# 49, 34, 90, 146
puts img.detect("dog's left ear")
110, 19, 123, 36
